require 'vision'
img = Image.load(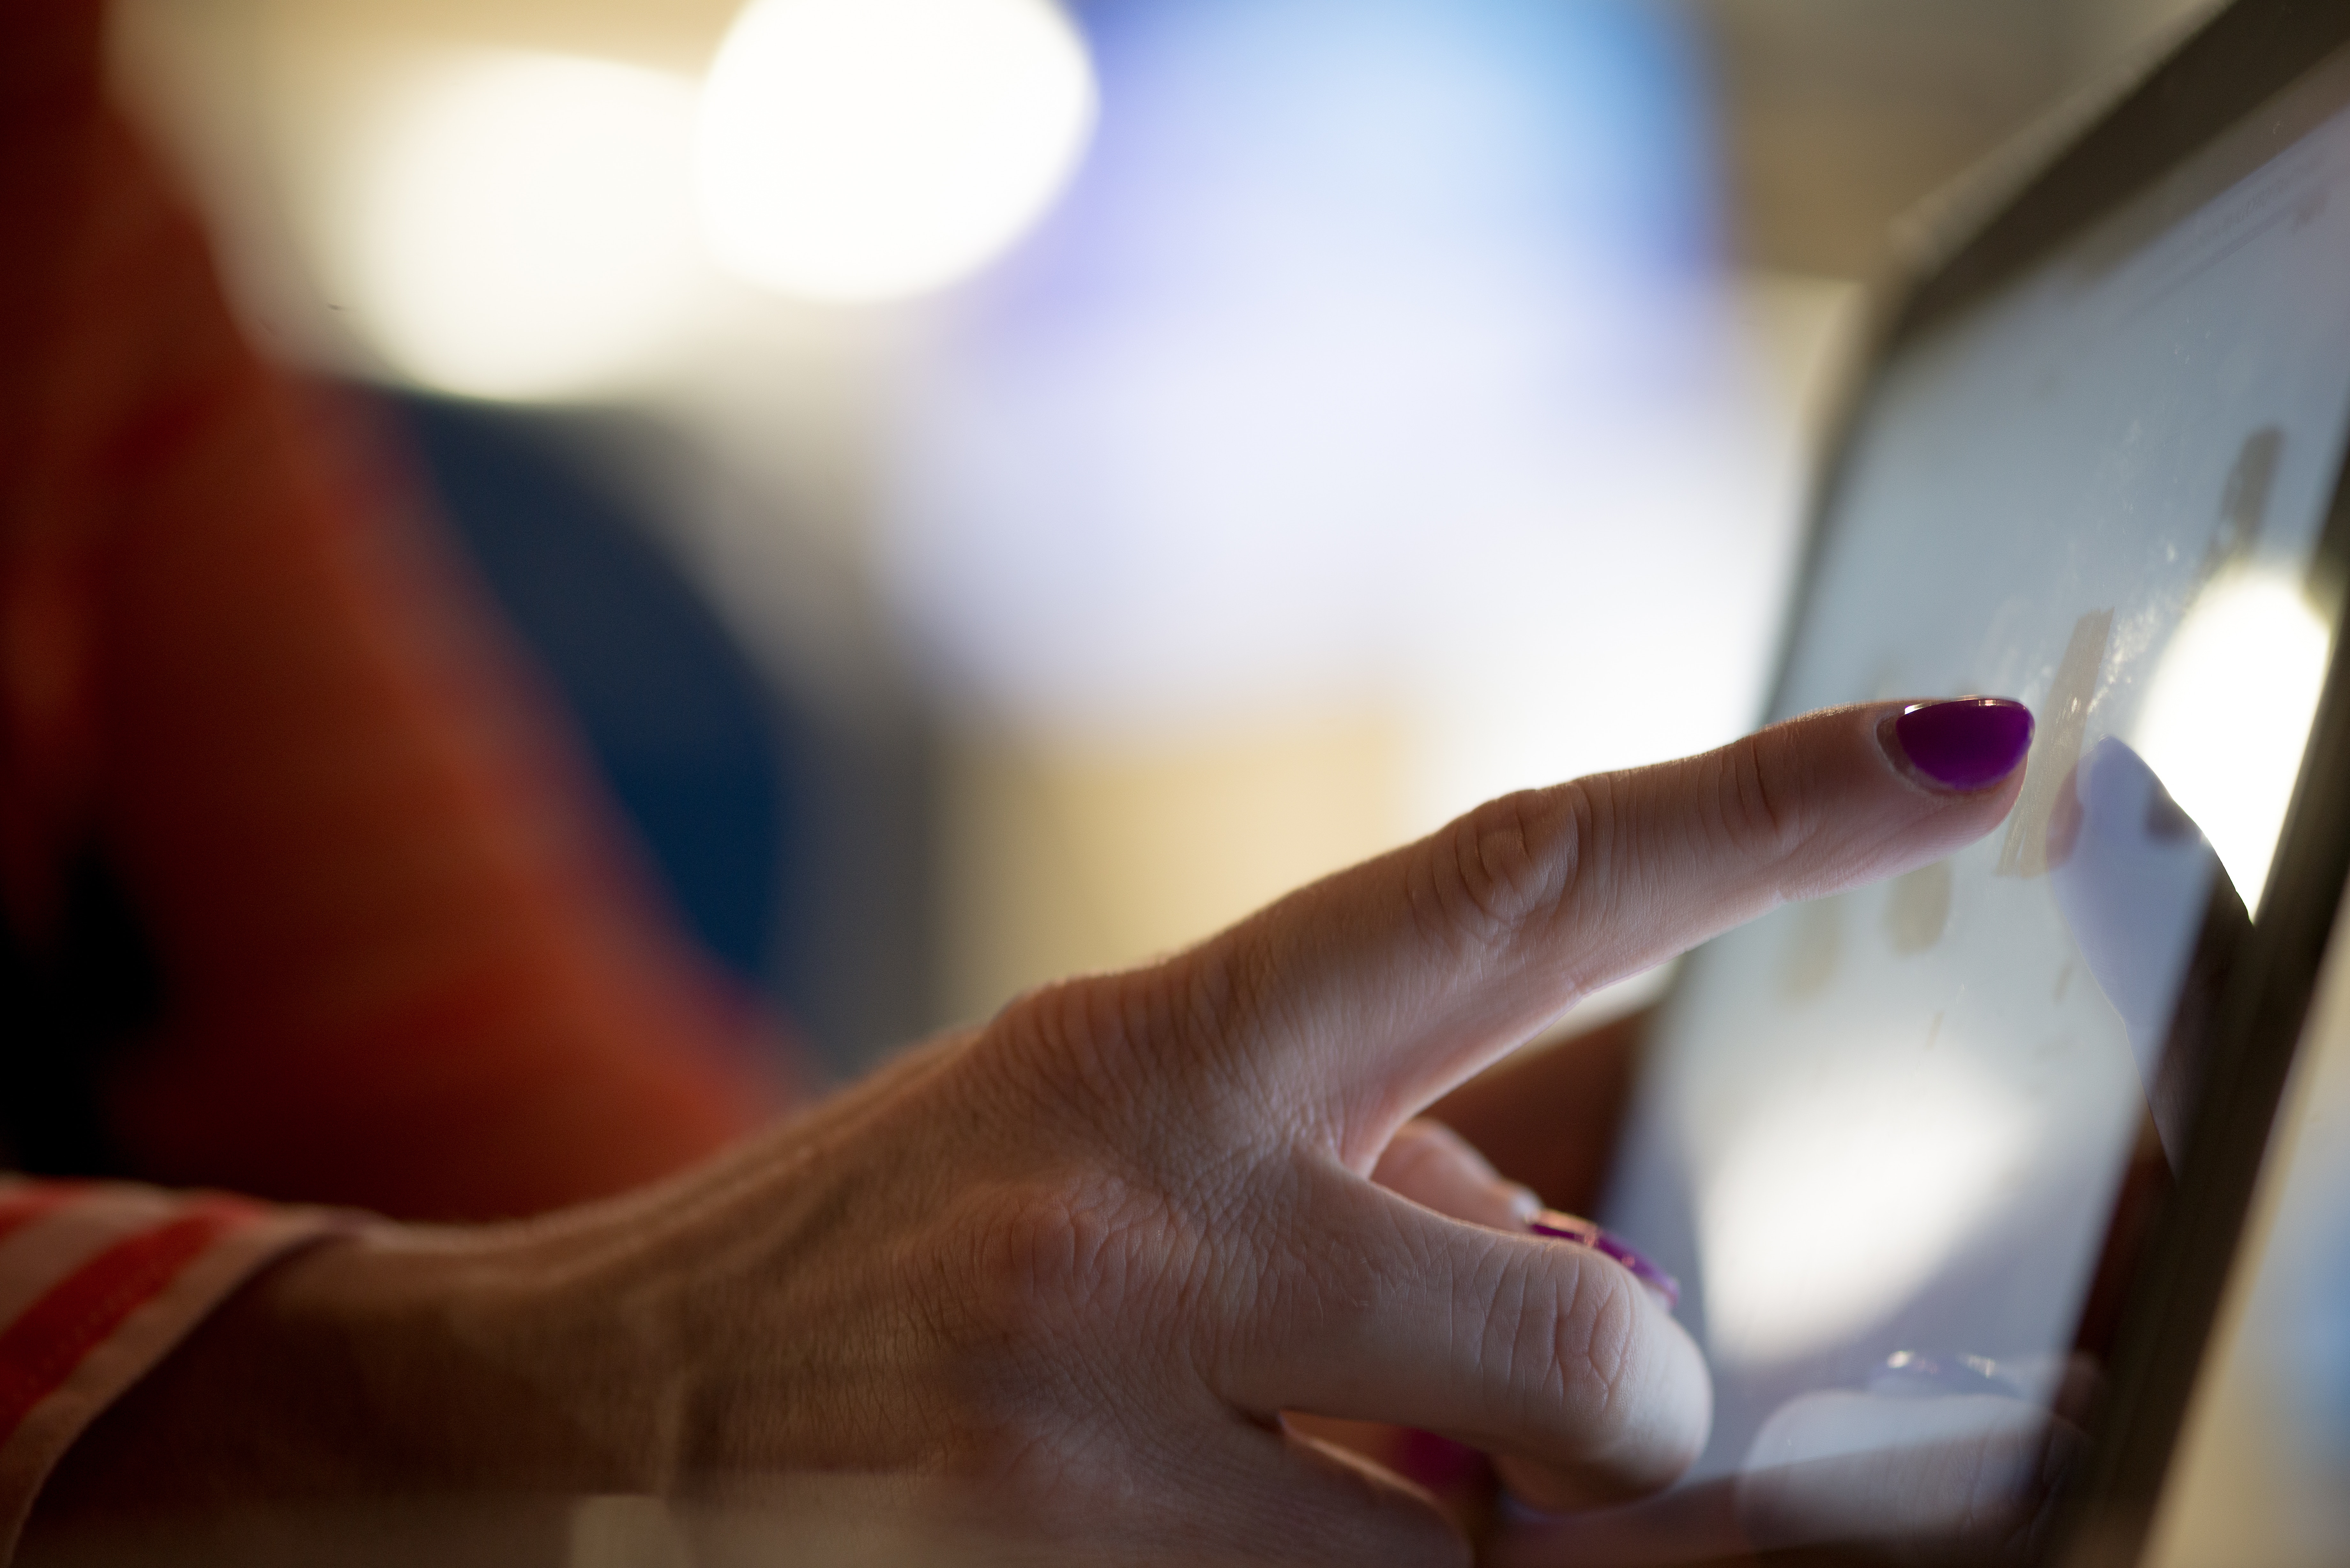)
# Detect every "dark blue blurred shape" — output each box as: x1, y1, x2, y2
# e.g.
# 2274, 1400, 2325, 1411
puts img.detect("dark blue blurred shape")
394, 395, 789, 992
